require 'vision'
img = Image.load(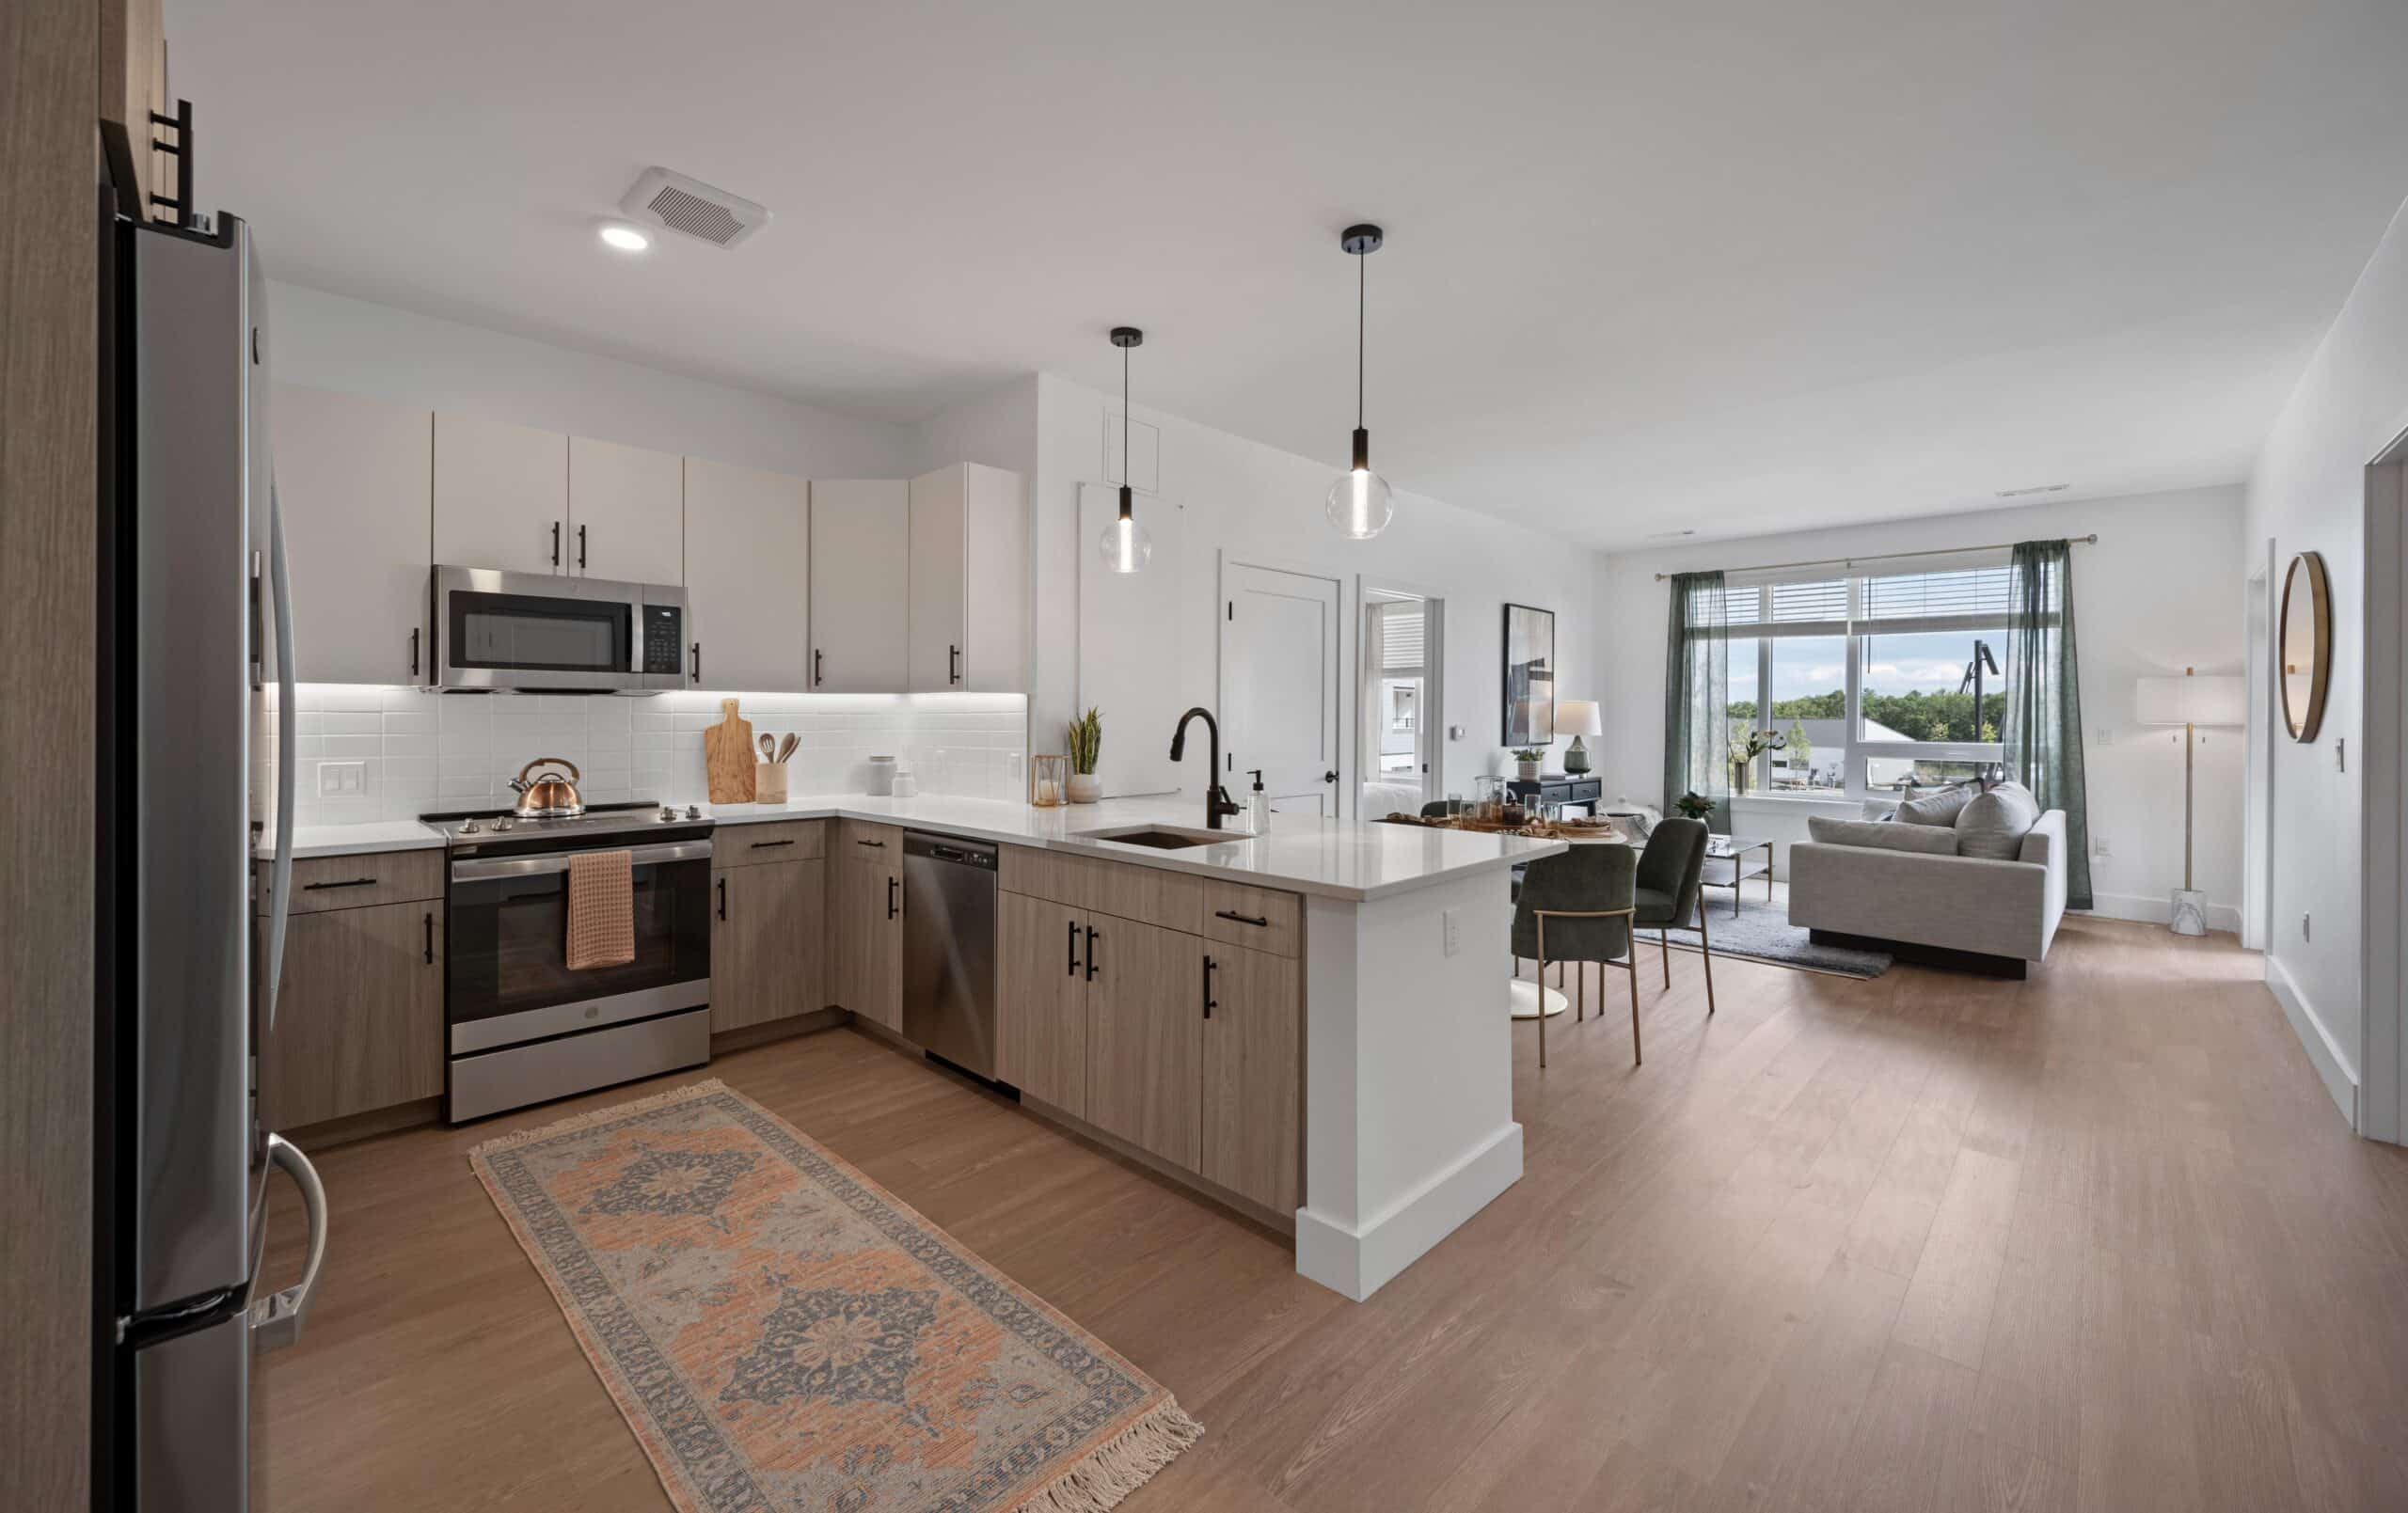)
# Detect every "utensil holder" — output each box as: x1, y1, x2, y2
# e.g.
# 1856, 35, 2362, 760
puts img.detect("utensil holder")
754, 763, 788, 804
